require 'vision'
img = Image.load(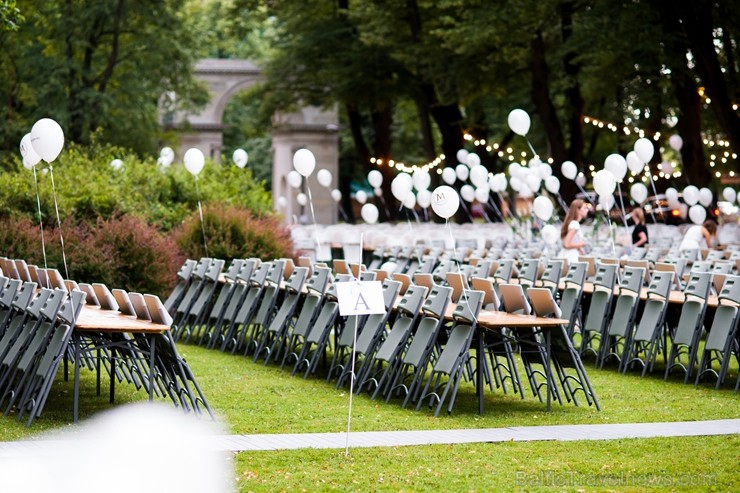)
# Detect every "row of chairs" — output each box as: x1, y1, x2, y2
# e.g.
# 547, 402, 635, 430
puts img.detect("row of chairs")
0, 256, 214, 423
0, 276, 84, 426
166, 255, 600, 415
